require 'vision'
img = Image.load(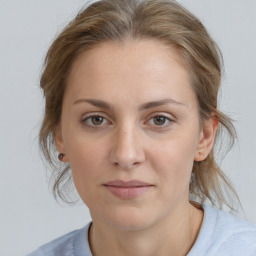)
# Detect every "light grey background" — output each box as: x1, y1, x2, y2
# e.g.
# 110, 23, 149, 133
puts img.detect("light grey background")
0, 0, 255, 255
